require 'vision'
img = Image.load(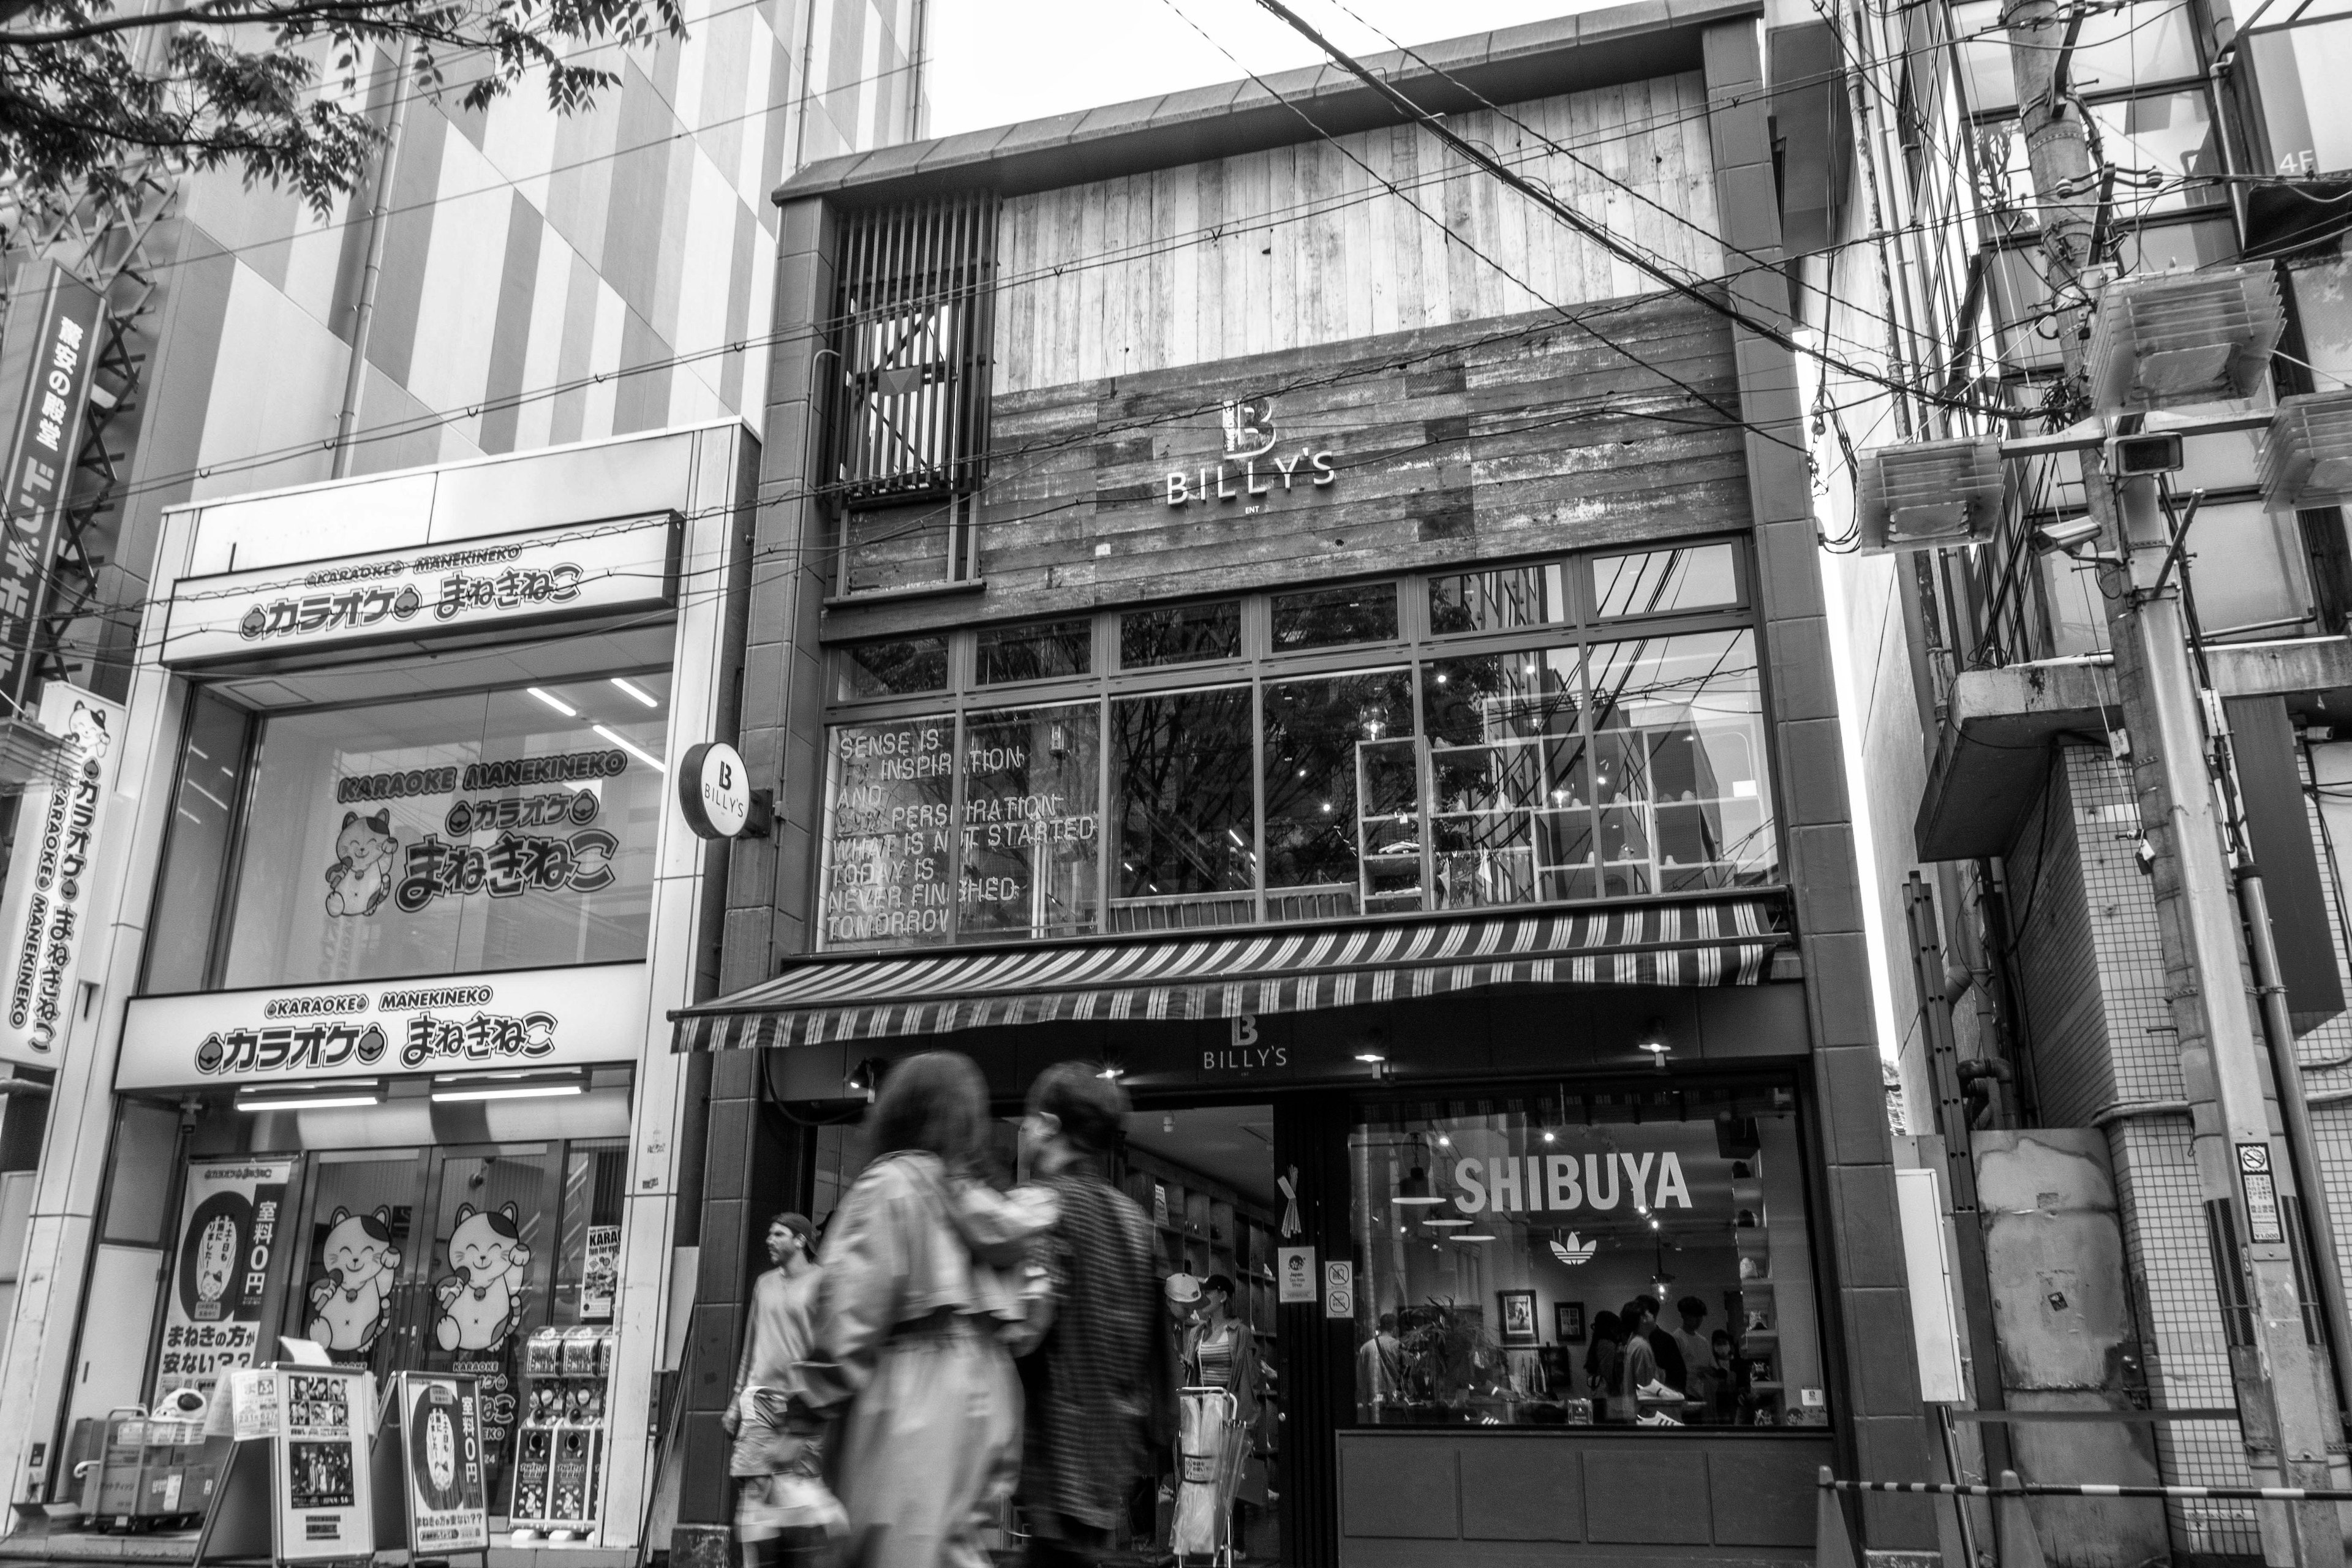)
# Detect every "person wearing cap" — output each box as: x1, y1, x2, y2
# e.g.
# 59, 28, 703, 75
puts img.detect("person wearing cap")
726, 1212, 824, 1566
